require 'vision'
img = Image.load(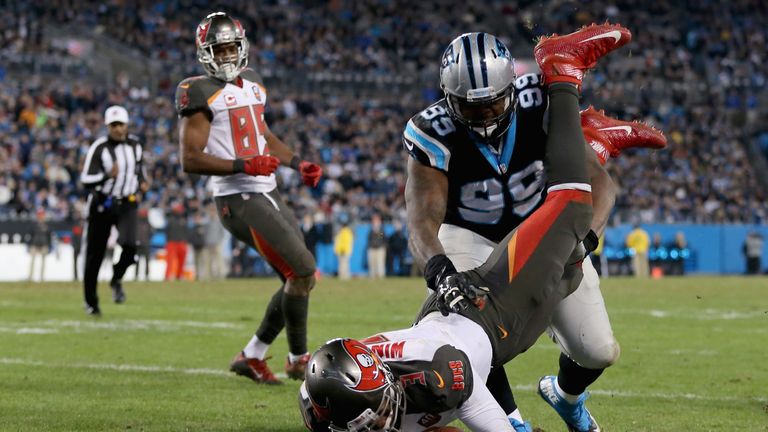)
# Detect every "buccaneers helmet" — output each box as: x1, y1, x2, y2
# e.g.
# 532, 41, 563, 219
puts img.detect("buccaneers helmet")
301, 338, 406, 432
195, 12, 249, 82
440, 32, 516, 141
